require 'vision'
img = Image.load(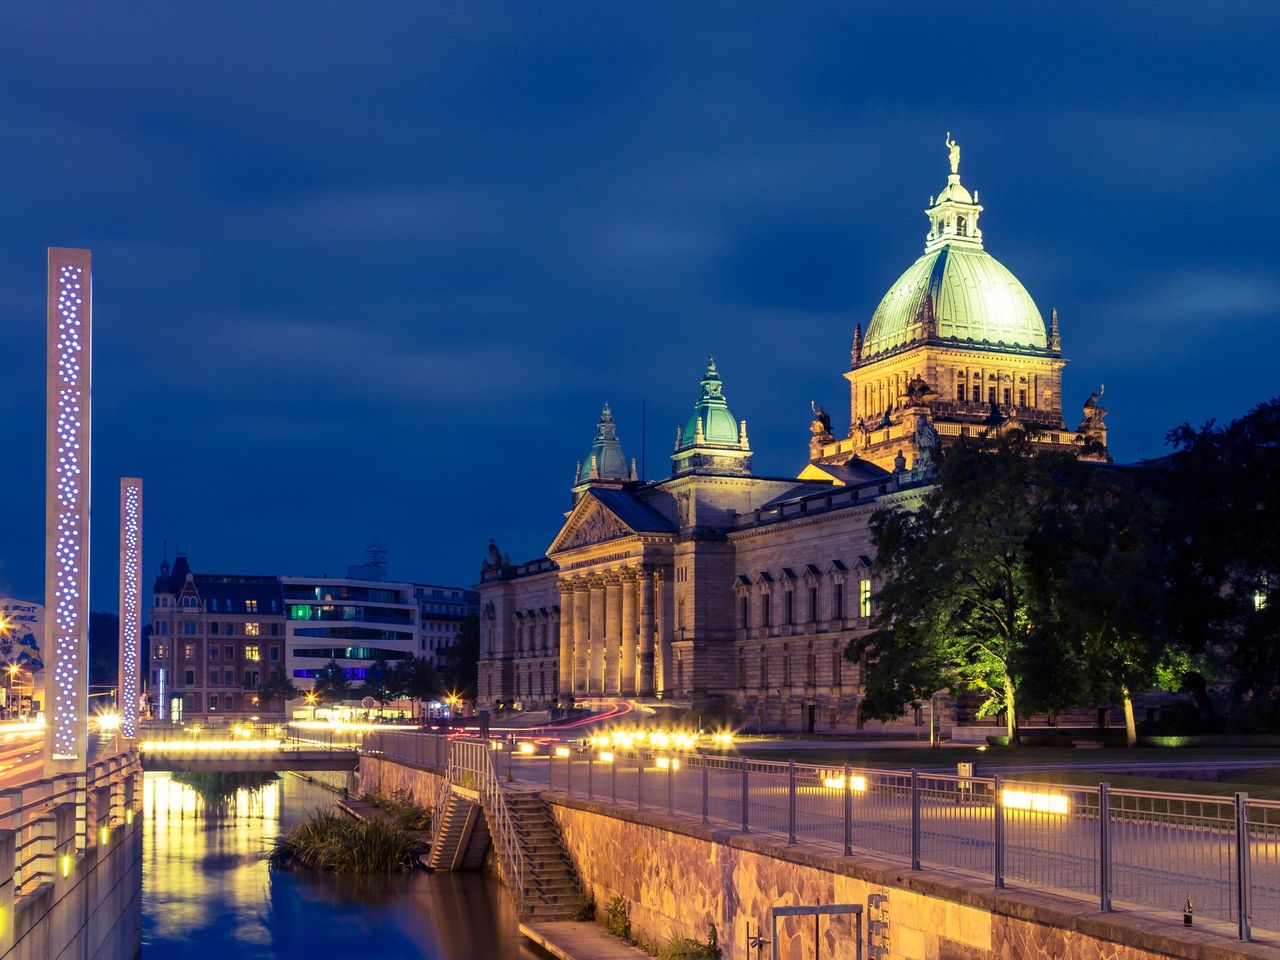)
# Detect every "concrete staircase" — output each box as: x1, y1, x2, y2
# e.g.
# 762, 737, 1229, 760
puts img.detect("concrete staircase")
427, 792, 490, 870
501, 789, 585, 921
